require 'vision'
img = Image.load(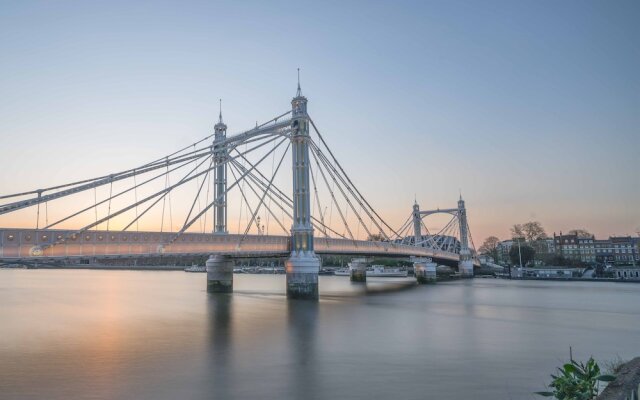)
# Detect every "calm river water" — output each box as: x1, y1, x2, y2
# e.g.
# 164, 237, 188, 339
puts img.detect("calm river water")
0, 269, 638, 399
